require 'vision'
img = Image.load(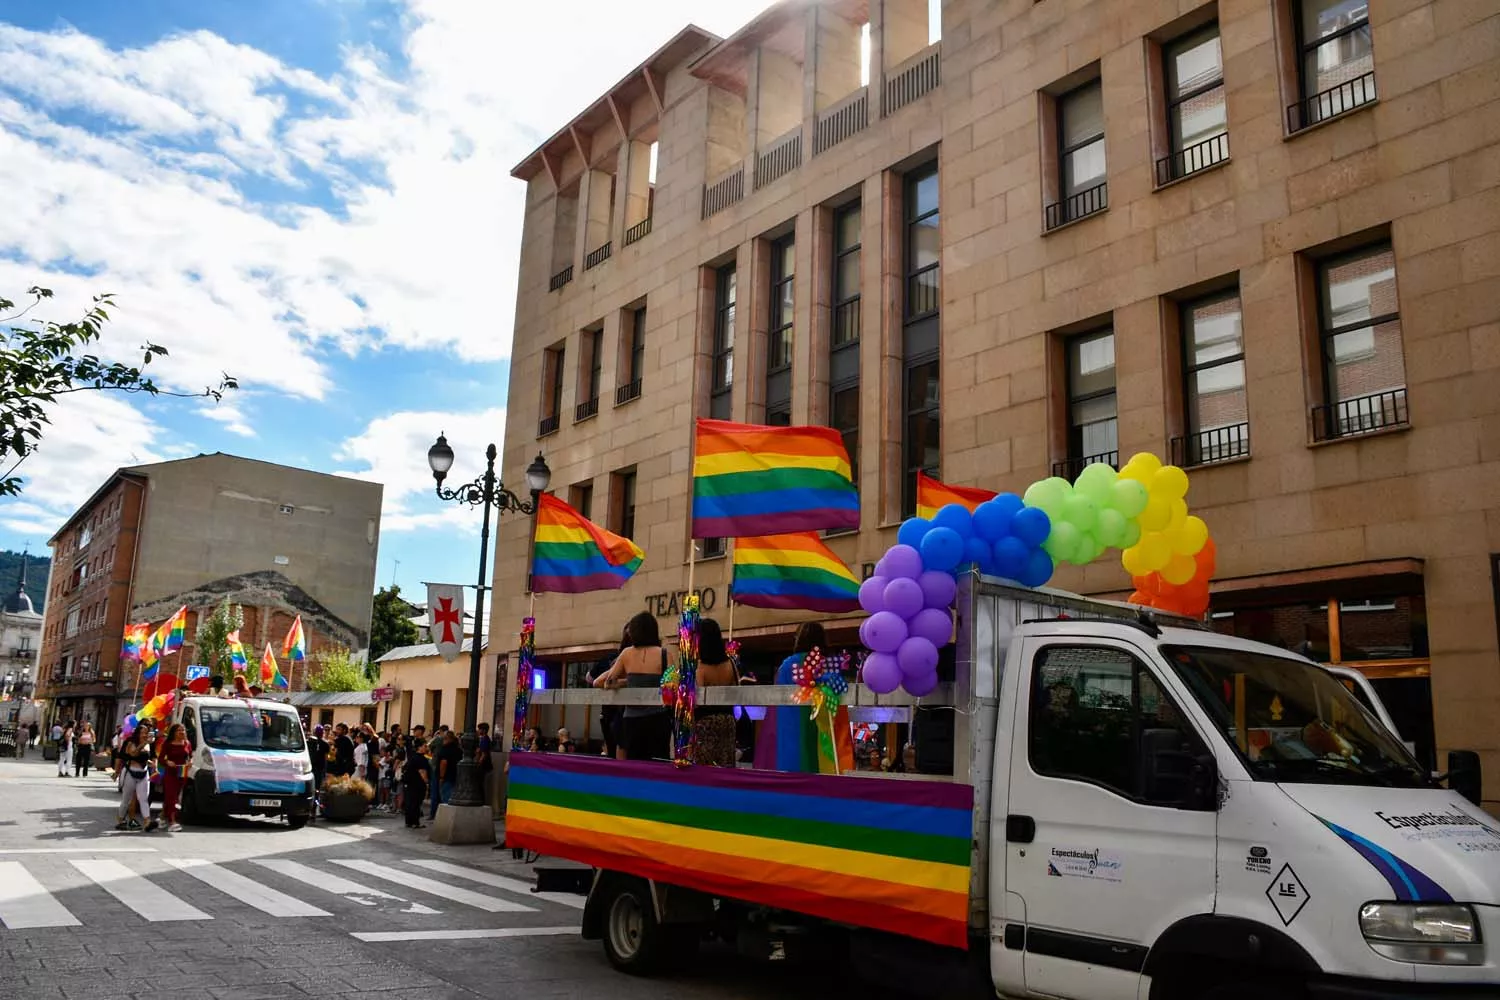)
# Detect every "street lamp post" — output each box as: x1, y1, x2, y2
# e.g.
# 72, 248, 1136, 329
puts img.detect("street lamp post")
426, 434, 549, 809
